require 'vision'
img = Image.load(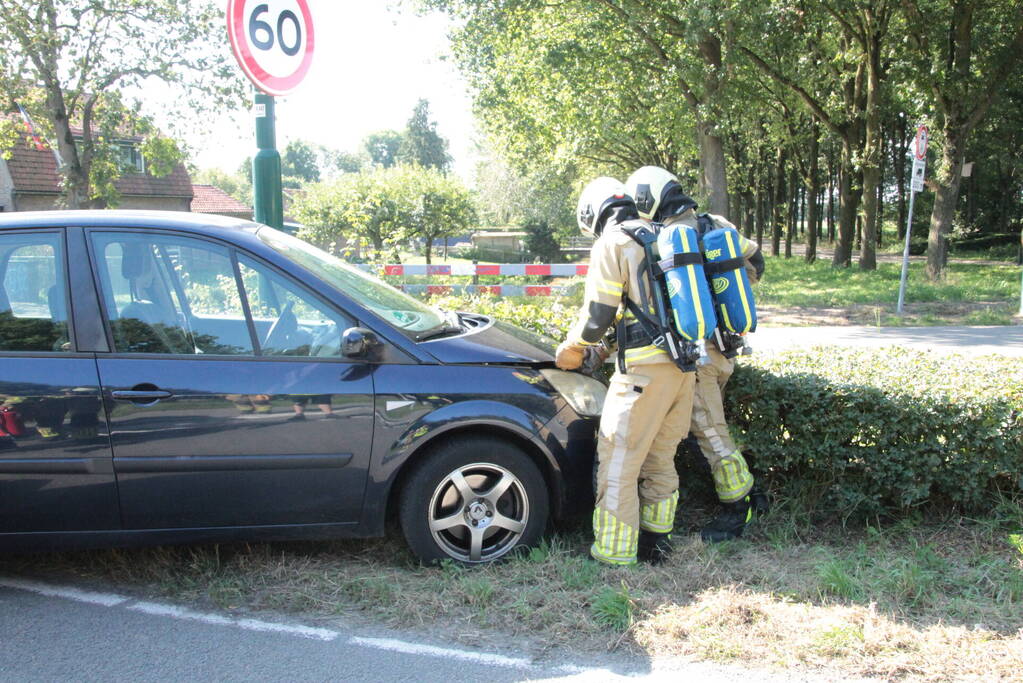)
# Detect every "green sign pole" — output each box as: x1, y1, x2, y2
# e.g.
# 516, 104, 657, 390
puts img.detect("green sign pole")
252, 91, 283, 229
